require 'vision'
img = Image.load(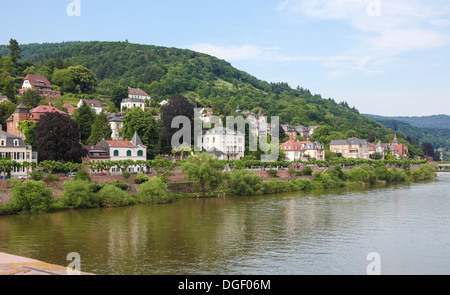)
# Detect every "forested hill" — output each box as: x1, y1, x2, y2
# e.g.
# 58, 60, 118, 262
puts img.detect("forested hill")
1, 41, 402, 145
364, 114, 450, 150
365, 114, 450, 130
